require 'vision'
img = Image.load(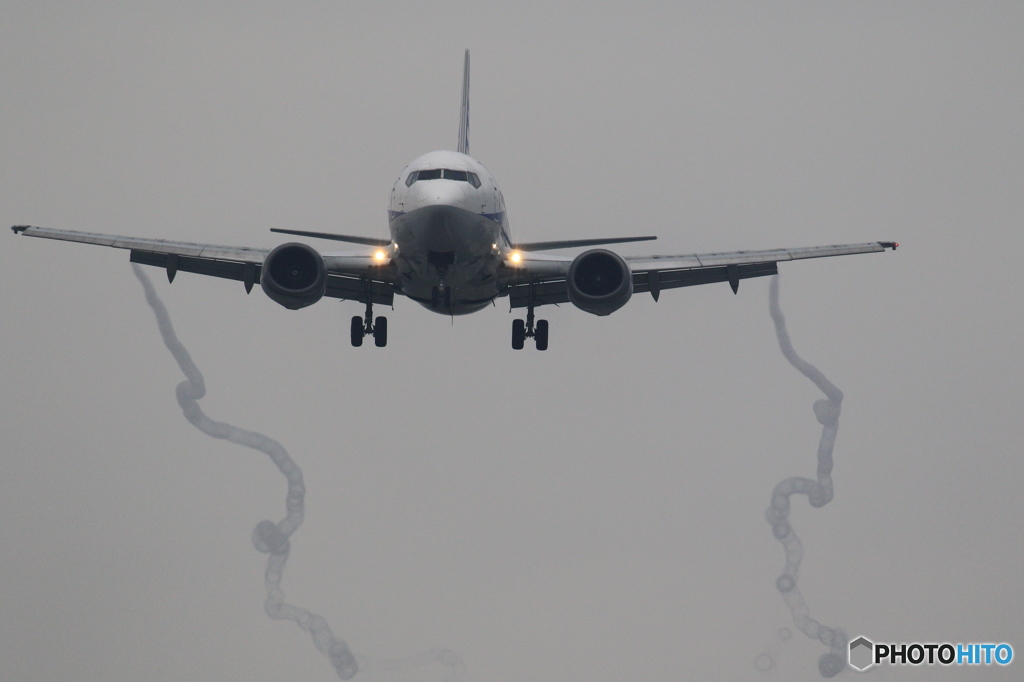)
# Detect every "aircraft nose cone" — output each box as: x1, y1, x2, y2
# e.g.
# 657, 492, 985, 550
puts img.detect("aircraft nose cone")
413, 181, 469, 209
417, 205, 461, 252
